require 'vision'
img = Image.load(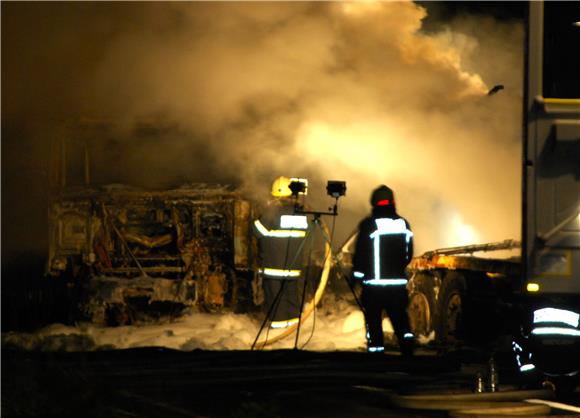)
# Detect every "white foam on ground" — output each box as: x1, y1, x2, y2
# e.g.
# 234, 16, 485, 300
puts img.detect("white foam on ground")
3, 293, 438, 352
2, 295, 371, 352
